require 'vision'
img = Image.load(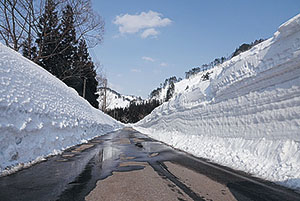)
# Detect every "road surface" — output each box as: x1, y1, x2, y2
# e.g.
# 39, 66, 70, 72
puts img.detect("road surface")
0, 128, 300, 201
